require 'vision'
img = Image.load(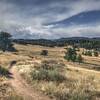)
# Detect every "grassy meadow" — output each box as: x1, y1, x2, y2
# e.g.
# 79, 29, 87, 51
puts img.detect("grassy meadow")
0, 44, 100, 100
